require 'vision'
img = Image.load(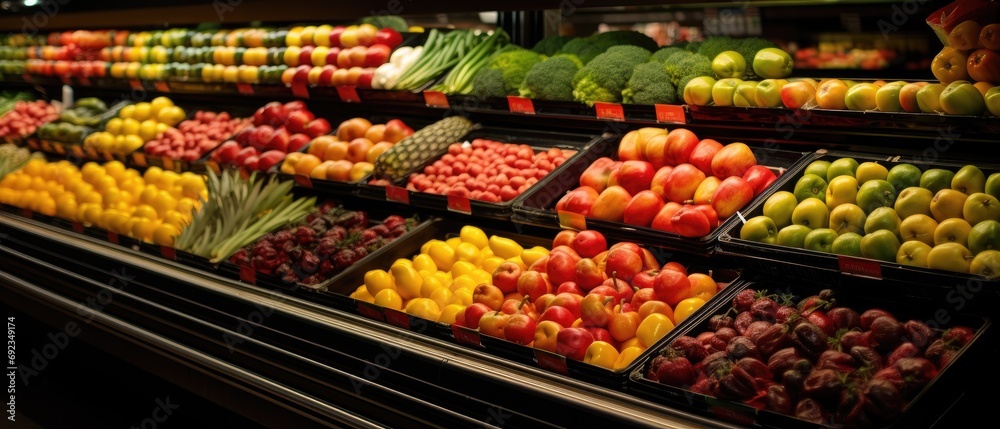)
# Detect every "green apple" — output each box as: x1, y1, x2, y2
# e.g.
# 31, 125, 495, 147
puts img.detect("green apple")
985, 172, 1000, 199
920, 168, 956, 194
864, 206, 902, 236
777, 224, 813, 248
754, 78, 788, 108
826, 175, 859, 210
684, 76, 717, 106
970, 249, 1000, 279
844, 83, 880, 111
952, 164, 986, 195
712, 51, 747, 79
861, 229, 902, 262
829, 203, 867, 235
856, 179, 897, 214
916, 83, 946, 113
827, 157, 859, 182
894, 186, 934, 219
804, 228, 839, 253
963, 193, 1000, 226
933, 218, 972, 247
794, 174, 829, 202
763, 190, 798, 229
804, 160, 831, 179
968, 219, 1000, 254
855, 161, 889, 184
831, 232, 864, 256
886, 163, 922, 194
792, 198, 830, 229
875, 81, 906, 112
712, 78, 744, 107
897, 241, 932, 267
752, 47, 793, 79
939, 80, 986, 116
741, 215, 778, 244
986, 86, 1000, 117
926, 242, 973, 273
734, 81, 759, 107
